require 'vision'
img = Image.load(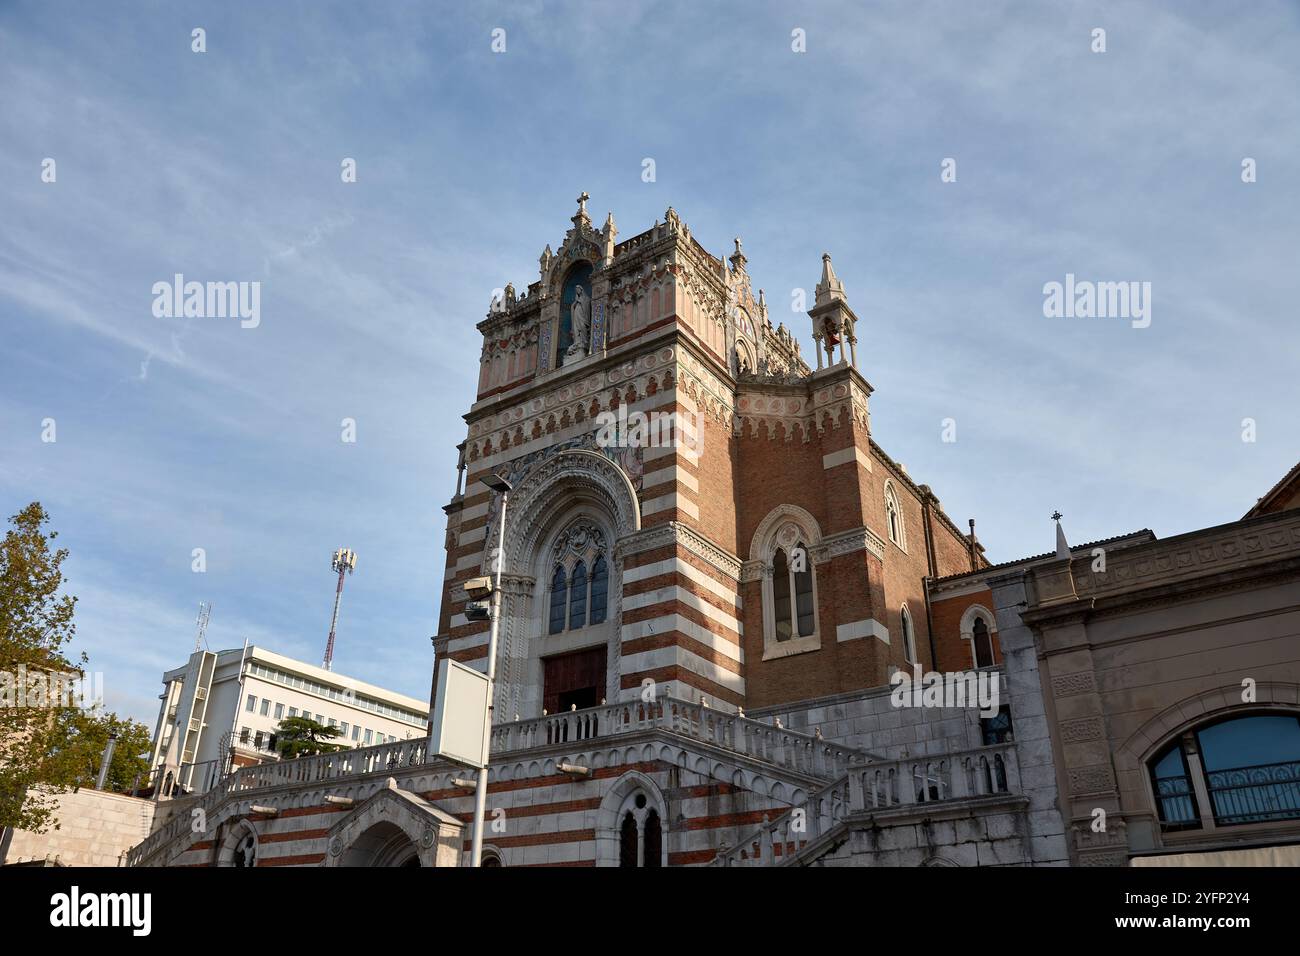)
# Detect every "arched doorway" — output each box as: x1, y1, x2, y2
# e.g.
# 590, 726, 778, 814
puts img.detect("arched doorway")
338, 821, 422, 868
